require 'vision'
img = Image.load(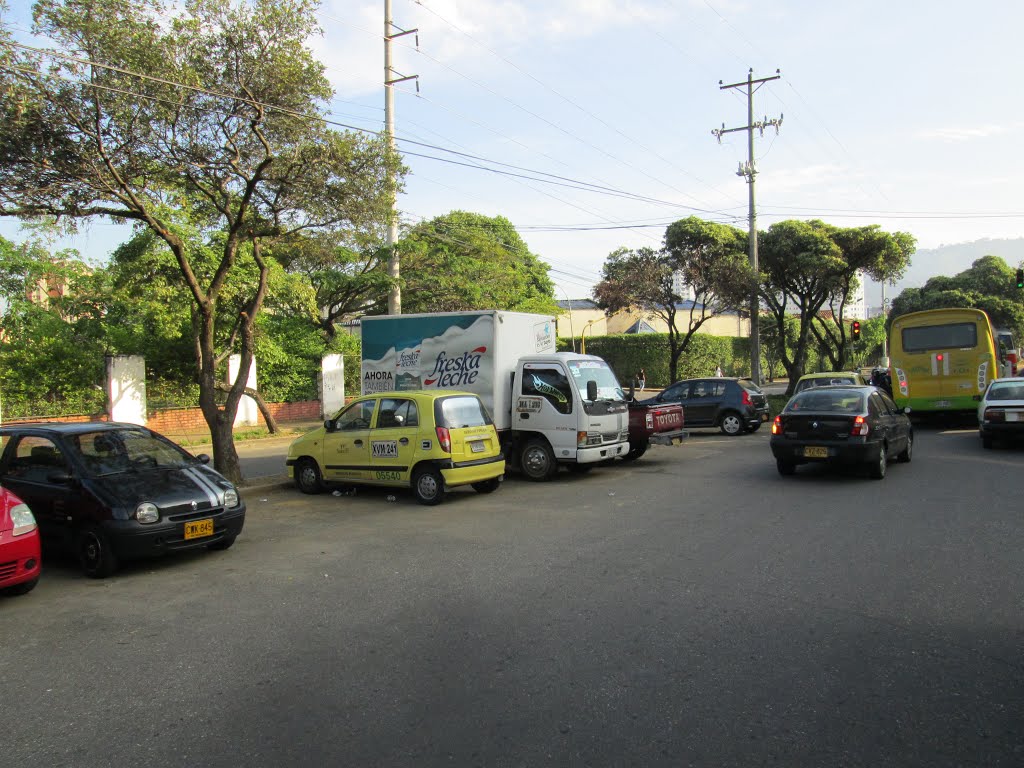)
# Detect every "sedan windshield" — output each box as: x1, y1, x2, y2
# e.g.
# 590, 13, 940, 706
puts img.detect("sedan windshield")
71, 430, 192, 476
